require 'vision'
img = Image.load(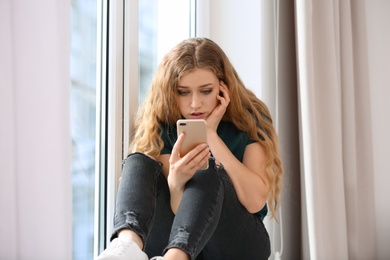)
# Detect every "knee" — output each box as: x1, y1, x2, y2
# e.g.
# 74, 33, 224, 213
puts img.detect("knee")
124, 152, 160, 167
121, 152, 163, 179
